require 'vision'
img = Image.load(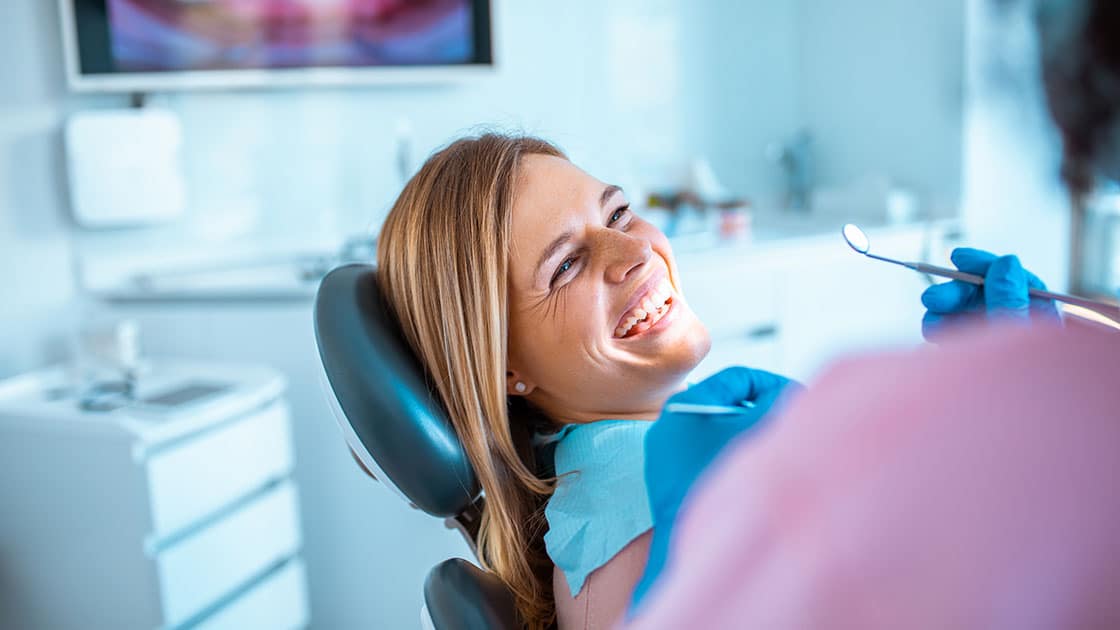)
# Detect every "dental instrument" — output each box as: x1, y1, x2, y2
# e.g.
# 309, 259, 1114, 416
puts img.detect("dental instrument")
841, 223, 1120, 319
664, 401, 756, 416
